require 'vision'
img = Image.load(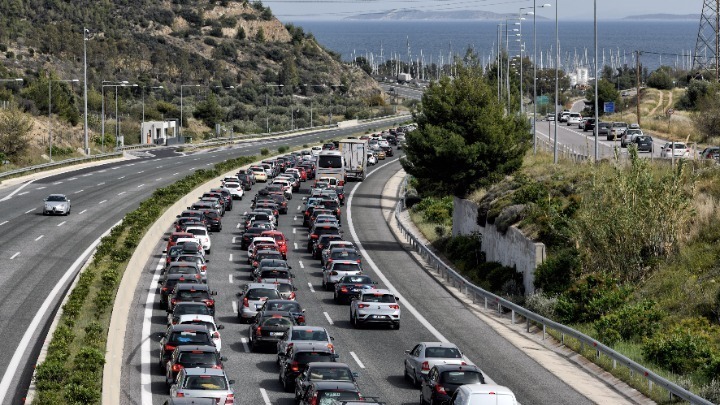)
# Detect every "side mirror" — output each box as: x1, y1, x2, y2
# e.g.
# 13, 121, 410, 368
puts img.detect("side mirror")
236, 292, 242, 297
162, 249, 167, 253
163, 237, 169, 242
221, 356, 228, 361
157, 280, 164, 285
302, 309, 306, 313
395, 296, 401, 301
288, 266, 292, 270
293, 287, 298, 291
352, 372, 359, 378
373, 281, 378, 285
330, 336, 335, 340
217, 324, 225, 330
205, 259, 210, 263
211, 291, 218, 295
334, 354, 340, 359
228, 379, 236, 385
176, 215, 180, 218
